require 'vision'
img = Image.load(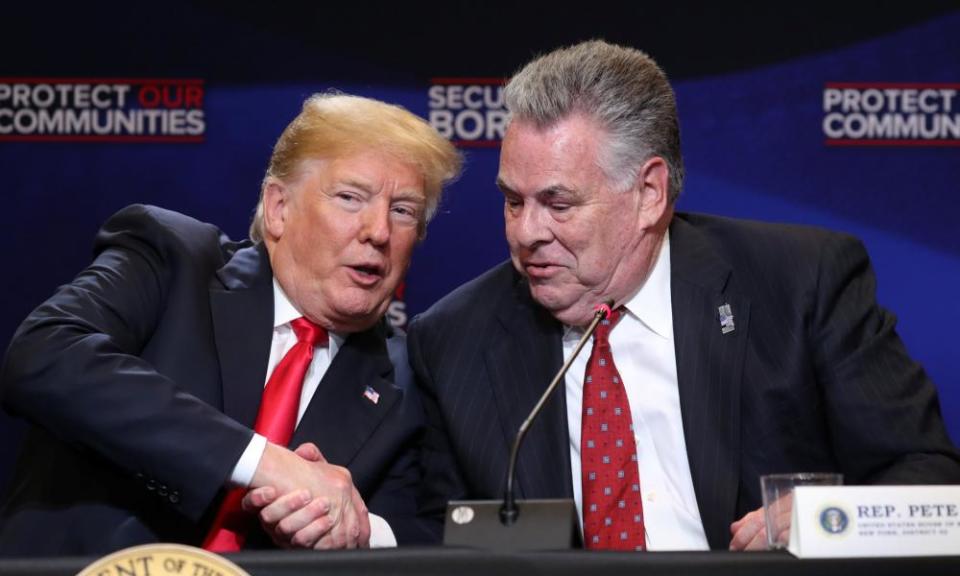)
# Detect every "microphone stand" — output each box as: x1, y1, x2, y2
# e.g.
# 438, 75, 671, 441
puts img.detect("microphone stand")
500, 301, 613, 525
